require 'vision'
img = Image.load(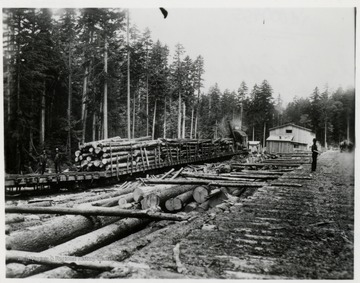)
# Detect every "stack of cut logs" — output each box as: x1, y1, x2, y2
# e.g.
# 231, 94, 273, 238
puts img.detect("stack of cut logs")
74, 136, 235, 172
